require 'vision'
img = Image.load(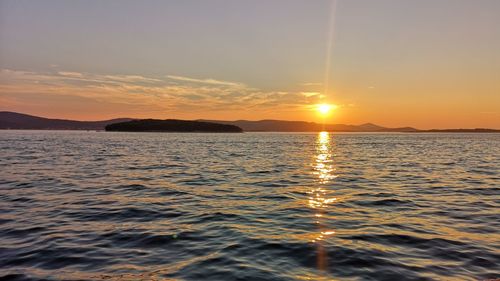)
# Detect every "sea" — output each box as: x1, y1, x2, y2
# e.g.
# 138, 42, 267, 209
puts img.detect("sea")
1, 131, 499, 281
